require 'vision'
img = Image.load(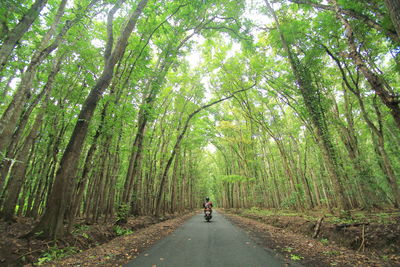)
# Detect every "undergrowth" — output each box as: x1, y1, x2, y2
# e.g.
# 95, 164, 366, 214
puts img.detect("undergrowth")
113, 225, 134, 236
235, 207, 399, 224
73, 224, 91, 239
35, 246, 79, 266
